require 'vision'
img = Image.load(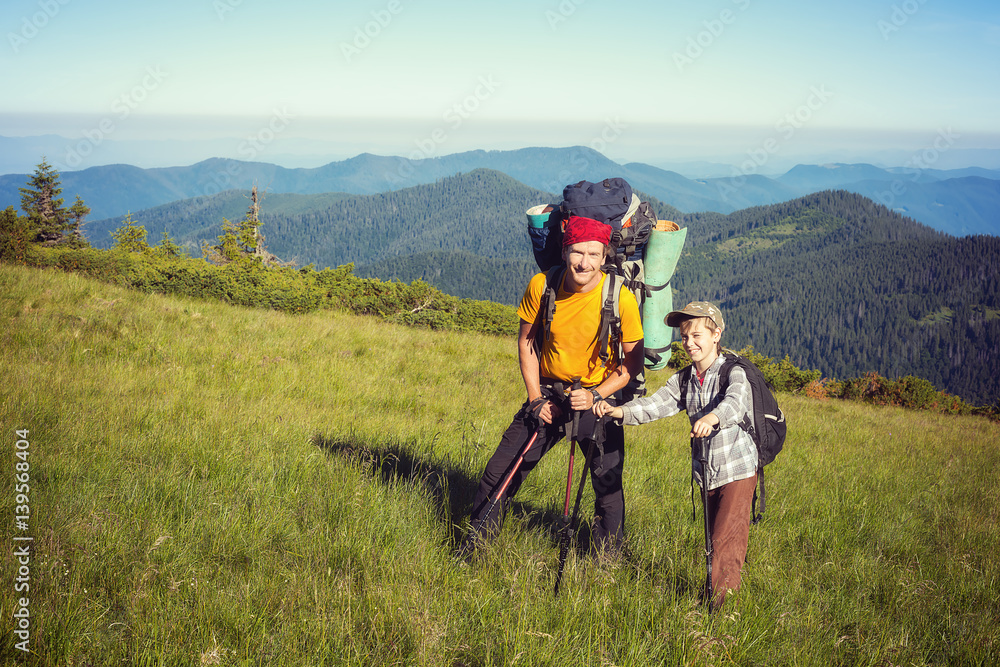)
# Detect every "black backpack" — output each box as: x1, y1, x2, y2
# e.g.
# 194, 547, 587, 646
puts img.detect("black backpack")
561, 178, 633, 227
681, 352, 787, 523
529, 178, 655, 275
